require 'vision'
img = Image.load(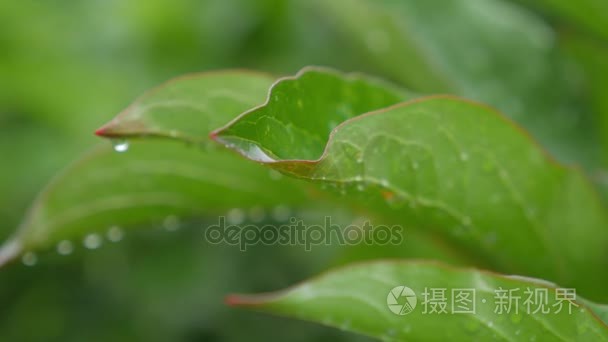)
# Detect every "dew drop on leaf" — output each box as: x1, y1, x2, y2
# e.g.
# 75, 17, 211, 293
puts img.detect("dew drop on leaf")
107, 226, 124, 242
227, 208, 245, 225
163, 215, 180, 231
56, 240, 74, 255
248, 206, 266, 223
83, 233, 103, 249
272, 205, 291, 222
21, 252, 37, 266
